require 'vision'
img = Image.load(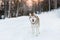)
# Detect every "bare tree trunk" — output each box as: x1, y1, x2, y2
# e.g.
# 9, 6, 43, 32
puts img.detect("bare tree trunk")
8, 0, 11, 18
4, 0, 7, 18
49, 0, 50, 11
16, 0, 19, 17
16, 8, 19, 17
53, 0, 57, 9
